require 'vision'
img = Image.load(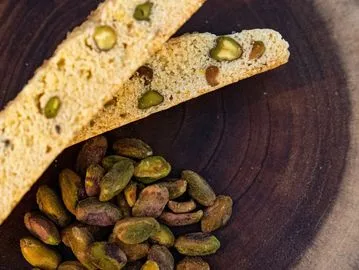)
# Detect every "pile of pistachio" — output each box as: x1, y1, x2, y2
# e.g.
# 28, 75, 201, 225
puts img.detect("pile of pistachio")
20, 136, 233, 270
